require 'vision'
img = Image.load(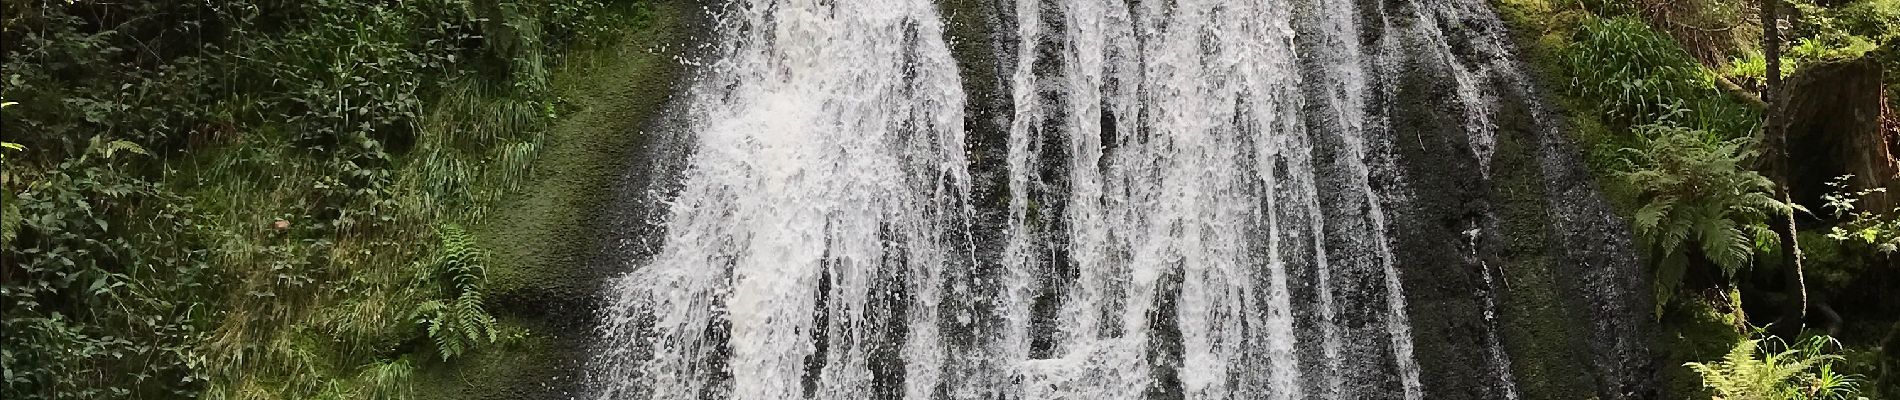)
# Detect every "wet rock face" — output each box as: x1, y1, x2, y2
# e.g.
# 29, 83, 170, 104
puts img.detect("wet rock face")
1309, 0, 1659, 398
1324, 0, 1656, 398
